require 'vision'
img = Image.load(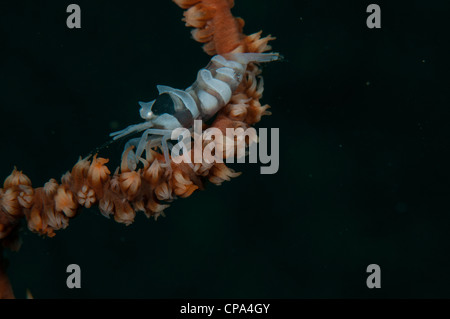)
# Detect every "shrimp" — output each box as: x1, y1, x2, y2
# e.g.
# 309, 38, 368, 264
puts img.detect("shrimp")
110, 52, 280, 169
